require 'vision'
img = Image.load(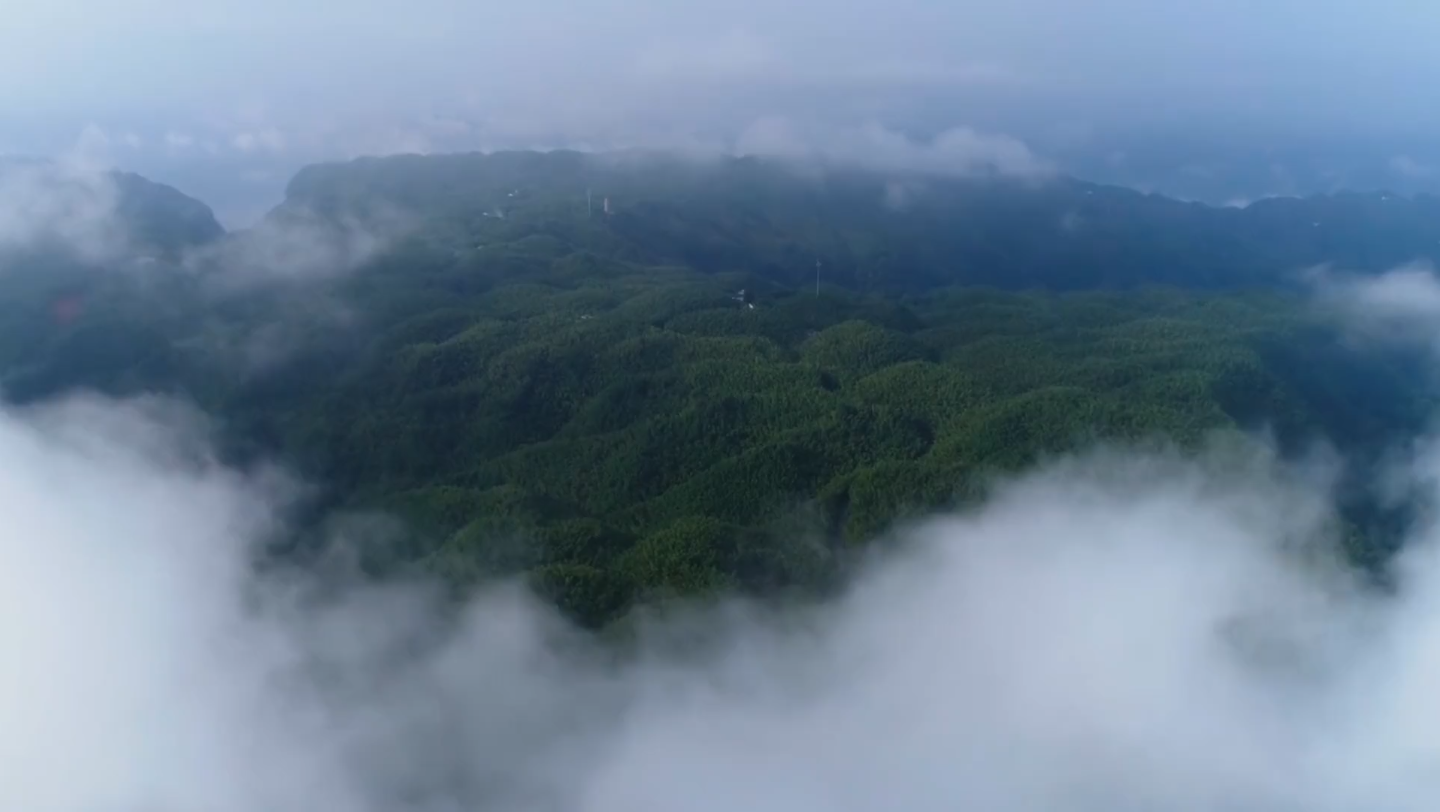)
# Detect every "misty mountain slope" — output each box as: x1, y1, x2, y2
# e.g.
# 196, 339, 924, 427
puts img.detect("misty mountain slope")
4, 156, 1438, 628
0, 158, 223, 260
278, 149, 1440, 291
108, 170, 226, 254
208, 266, 1430, 627
0, 163, 228, 401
